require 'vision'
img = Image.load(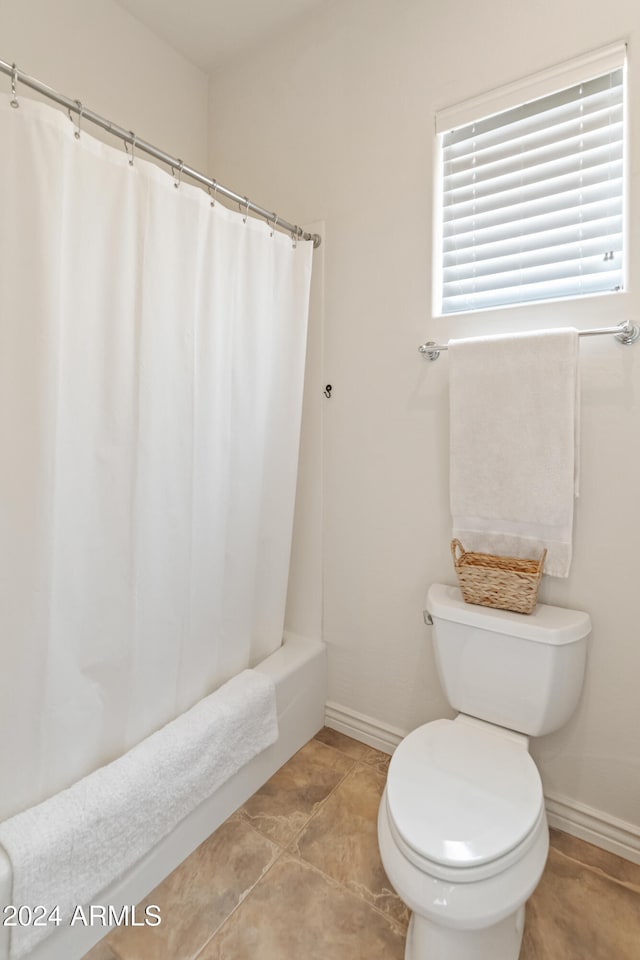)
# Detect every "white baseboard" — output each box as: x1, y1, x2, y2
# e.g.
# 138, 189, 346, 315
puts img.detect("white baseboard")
324, 701, 405, 755
325, 702, 640, 865
545, 791, 640, 865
